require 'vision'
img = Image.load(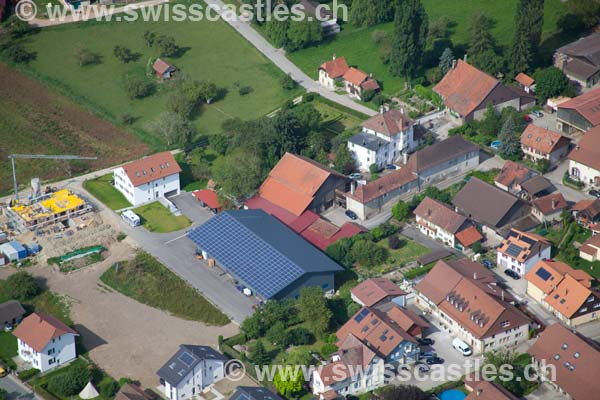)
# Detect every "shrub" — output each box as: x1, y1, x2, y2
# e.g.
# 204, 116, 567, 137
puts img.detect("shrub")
17, 368, 40, 381
388, 235, 403, 250
238, 86, 253, 95
281, 73, 297, 90
47, 366, 90, 396
2, 272, 40, 301
124, 77, 154, 100
361, 89, 376, 102
321, 343, 338, 356
372, 94, 385, 107
118, 378, 135, 387
288, 328, 314, 346
99, 377, 119, 398
369, 163, 380, 174
120, 114, 135, 125
74, 48, 101, 67
2, 44, 36, 63
304, 93, 316, 102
